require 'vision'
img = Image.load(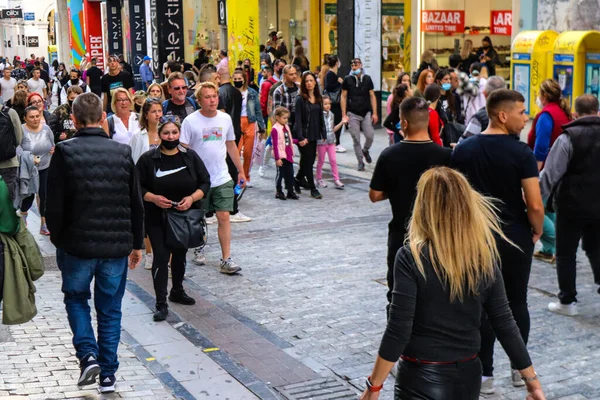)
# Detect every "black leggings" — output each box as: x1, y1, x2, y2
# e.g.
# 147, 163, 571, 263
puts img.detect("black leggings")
296, 141, 317, 190
395, 358, 482, 400
479, 226, 534, 376
276, 159, 294, 194
146, 222, 188, 307
20, 167, 49, 217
